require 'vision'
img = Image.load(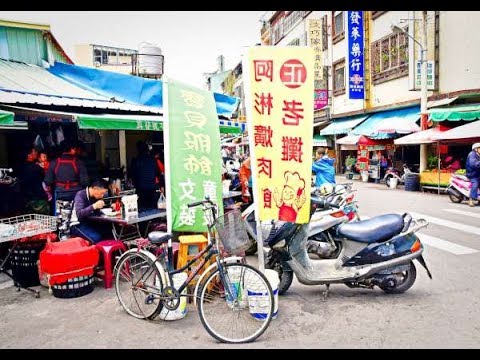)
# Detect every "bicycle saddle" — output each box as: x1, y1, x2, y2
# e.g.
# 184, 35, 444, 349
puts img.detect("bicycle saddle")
148, 231, 172, 245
